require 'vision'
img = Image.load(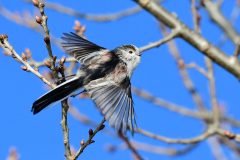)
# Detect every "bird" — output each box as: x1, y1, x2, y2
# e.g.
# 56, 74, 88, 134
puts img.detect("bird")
32, 32, 141, 134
